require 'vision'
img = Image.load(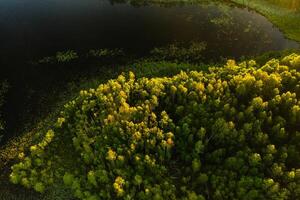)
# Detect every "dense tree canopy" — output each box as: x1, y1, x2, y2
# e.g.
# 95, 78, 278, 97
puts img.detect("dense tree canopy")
10, 54, 300, 199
